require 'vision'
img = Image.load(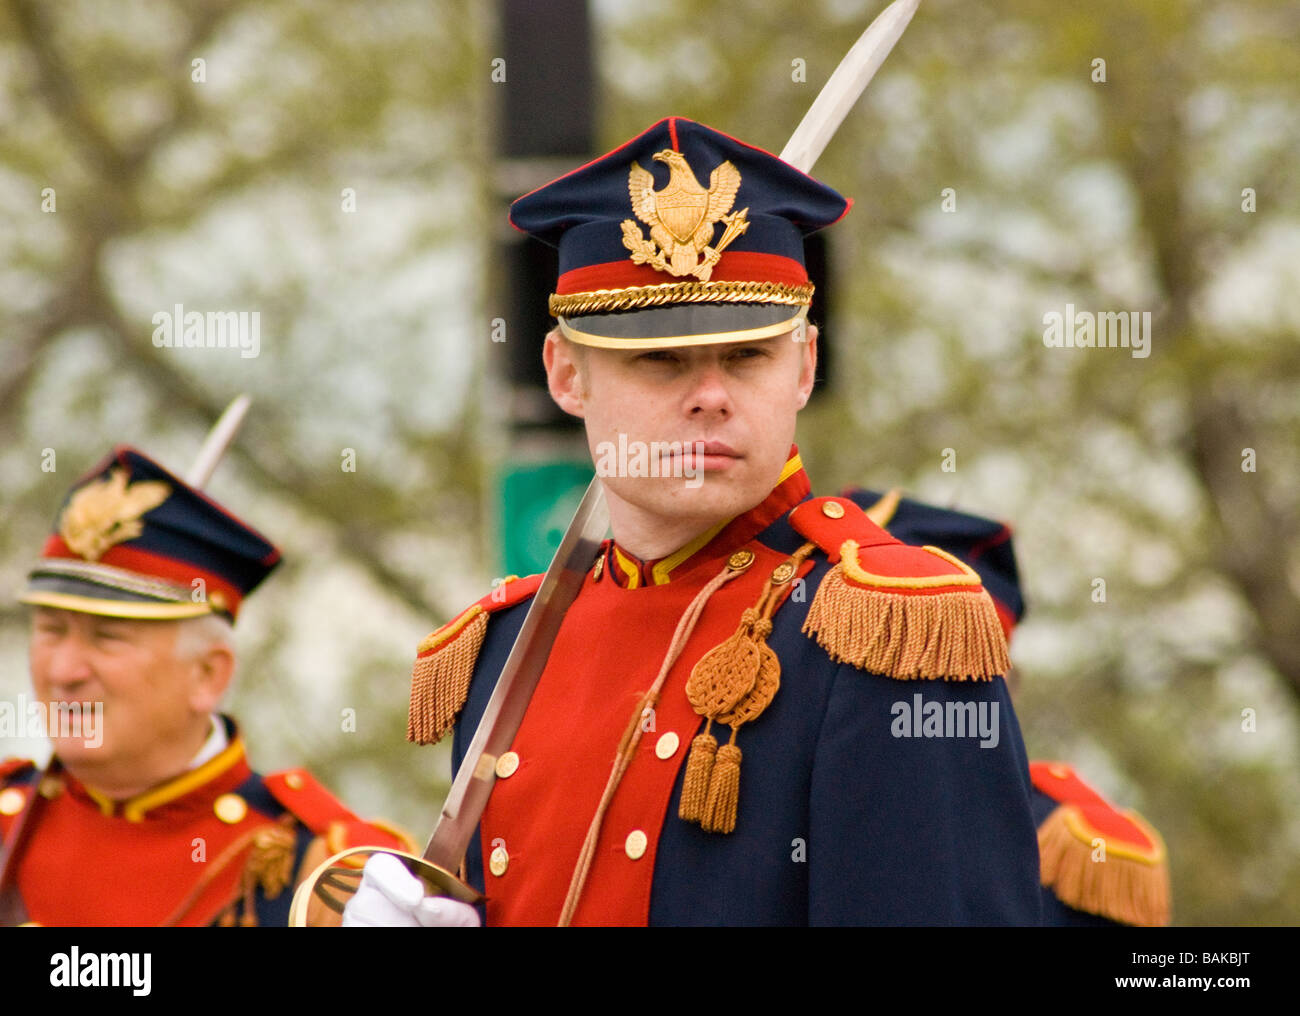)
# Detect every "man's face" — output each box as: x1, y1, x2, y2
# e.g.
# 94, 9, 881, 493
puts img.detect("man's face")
546, 327, 817, 541
28, 608, 223, 783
